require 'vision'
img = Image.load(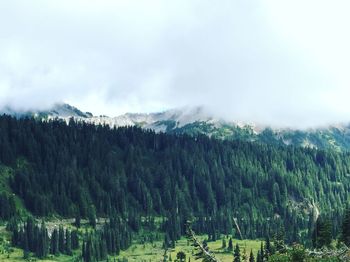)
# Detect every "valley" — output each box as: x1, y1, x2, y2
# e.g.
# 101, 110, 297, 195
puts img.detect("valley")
2, 1, 349, 260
